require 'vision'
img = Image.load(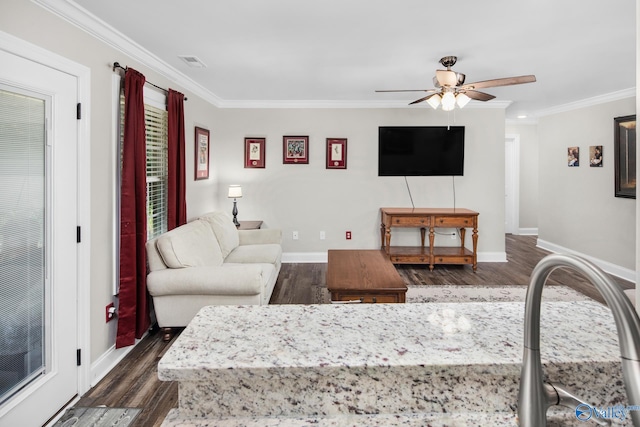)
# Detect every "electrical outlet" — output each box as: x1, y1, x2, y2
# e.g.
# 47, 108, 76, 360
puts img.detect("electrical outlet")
292, 231, 299, 240
346, 231, 352, 240
320, 231, 325, 240
106, 303, 116, 323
